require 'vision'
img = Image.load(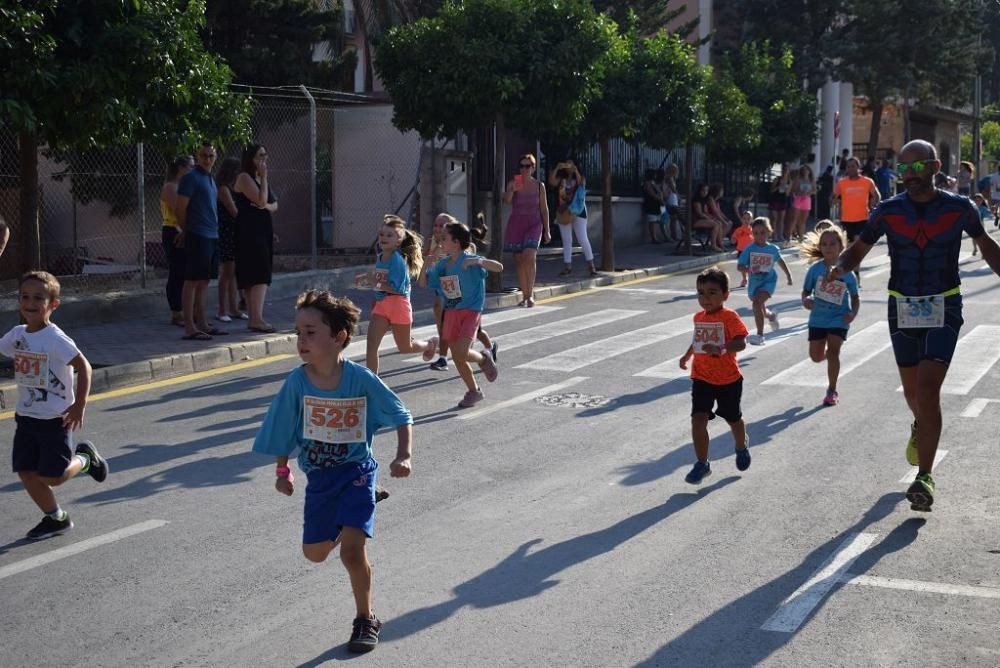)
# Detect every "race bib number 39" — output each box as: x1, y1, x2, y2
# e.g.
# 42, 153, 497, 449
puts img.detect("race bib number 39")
303, 396, 366, 444
440, 275, 462, 300
896, 295, 945, 329
14, 351, 48, 388
815, 280, 847, 305
749, 252, 773, 274
692, 322, 724, 354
